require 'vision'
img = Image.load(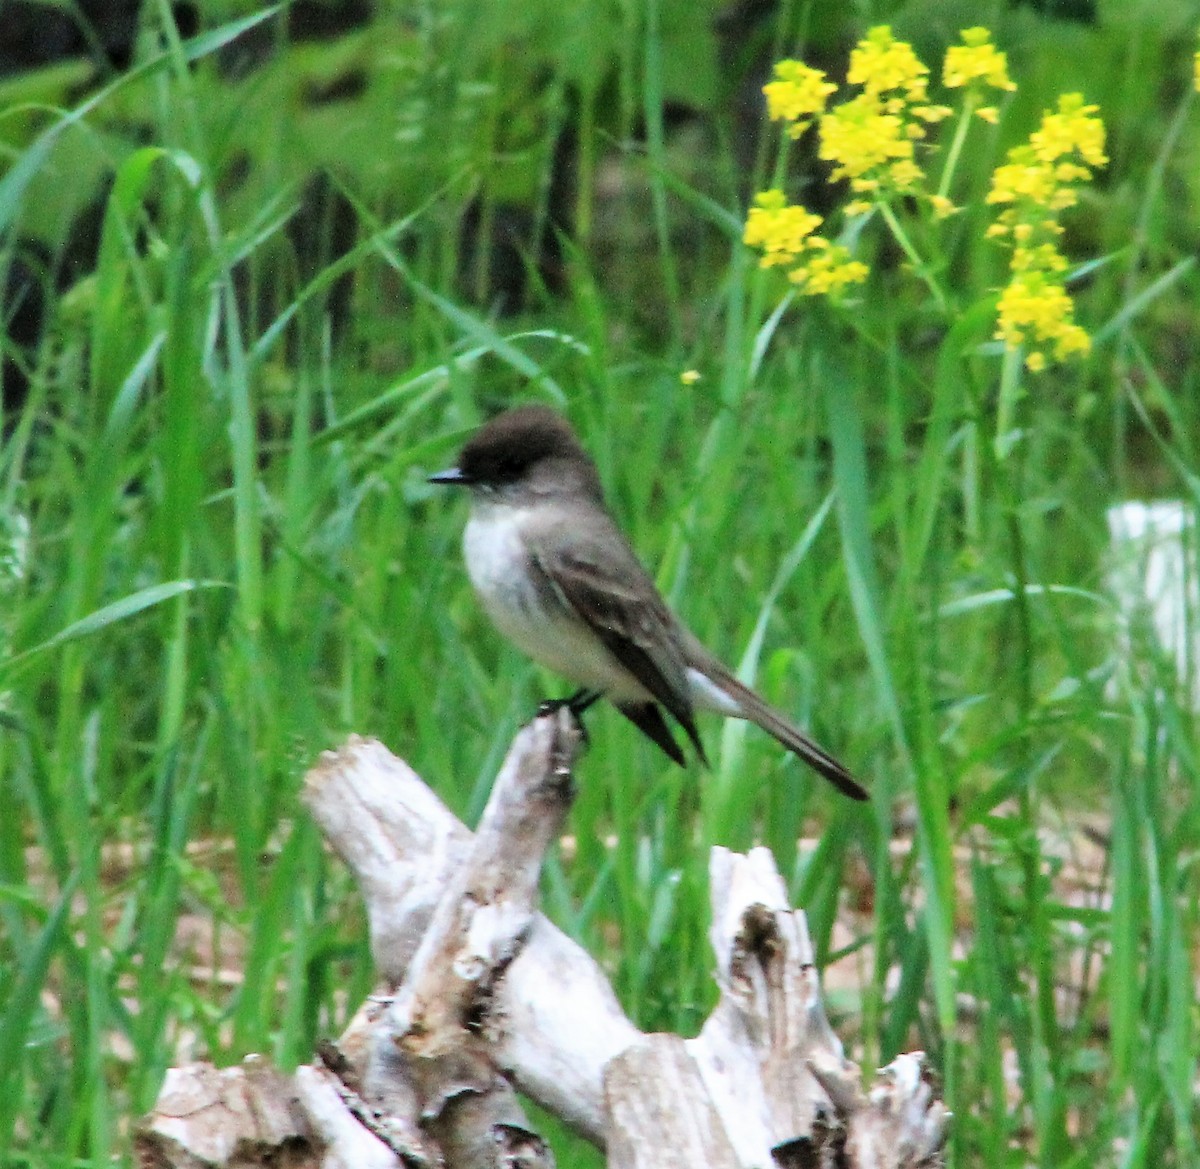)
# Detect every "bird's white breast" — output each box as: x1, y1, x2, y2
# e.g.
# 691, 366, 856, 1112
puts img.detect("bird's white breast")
462, 502, 648, 698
